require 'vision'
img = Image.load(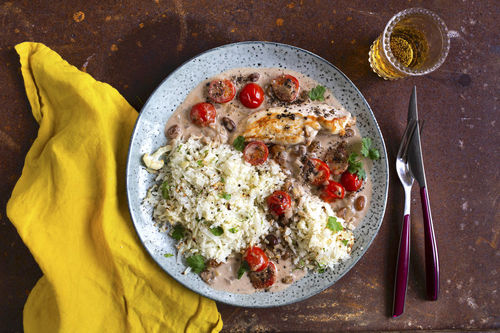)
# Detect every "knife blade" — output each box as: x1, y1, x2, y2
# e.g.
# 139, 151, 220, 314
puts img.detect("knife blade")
408, 87, 427, 186
407, 86, 440, 301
